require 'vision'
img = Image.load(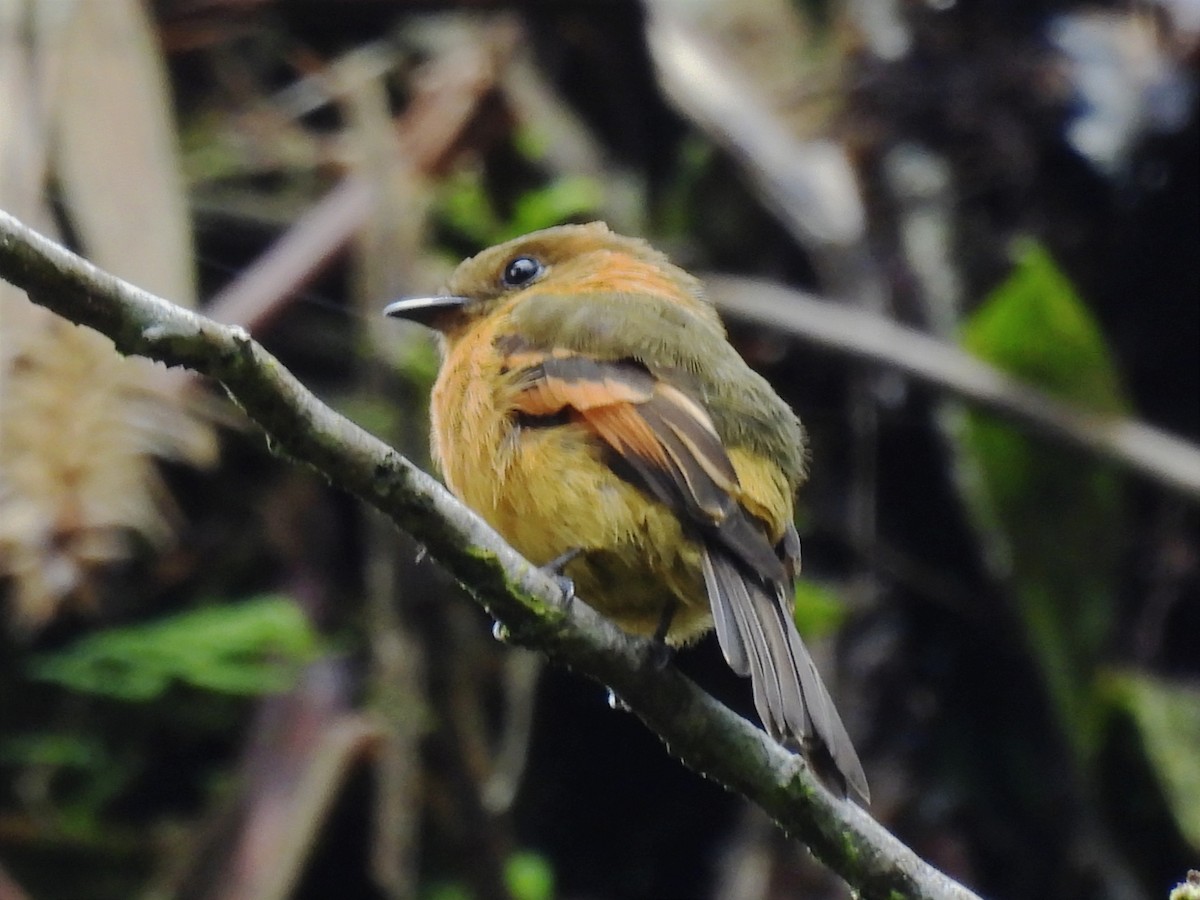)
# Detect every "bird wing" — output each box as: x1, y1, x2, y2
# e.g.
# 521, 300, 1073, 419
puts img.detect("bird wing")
504, 289, 808, 488
507, 354, 786, 584
506, 351, 869, 802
